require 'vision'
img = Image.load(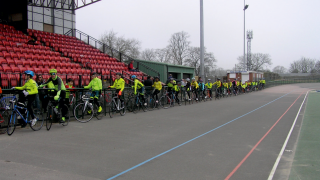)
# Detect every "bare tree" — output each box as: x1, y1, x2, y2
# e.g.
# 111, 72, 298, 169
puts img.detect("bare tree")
314, 60, 320, 73
184, 47, 217, 76
140, 49, 156, 61
100, 30, 141, 59
155, 47, 173, 63
272, 66, 287, 74
237, 53, 272, 71
289, 57, 316, 73
168, 31, 190, 65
